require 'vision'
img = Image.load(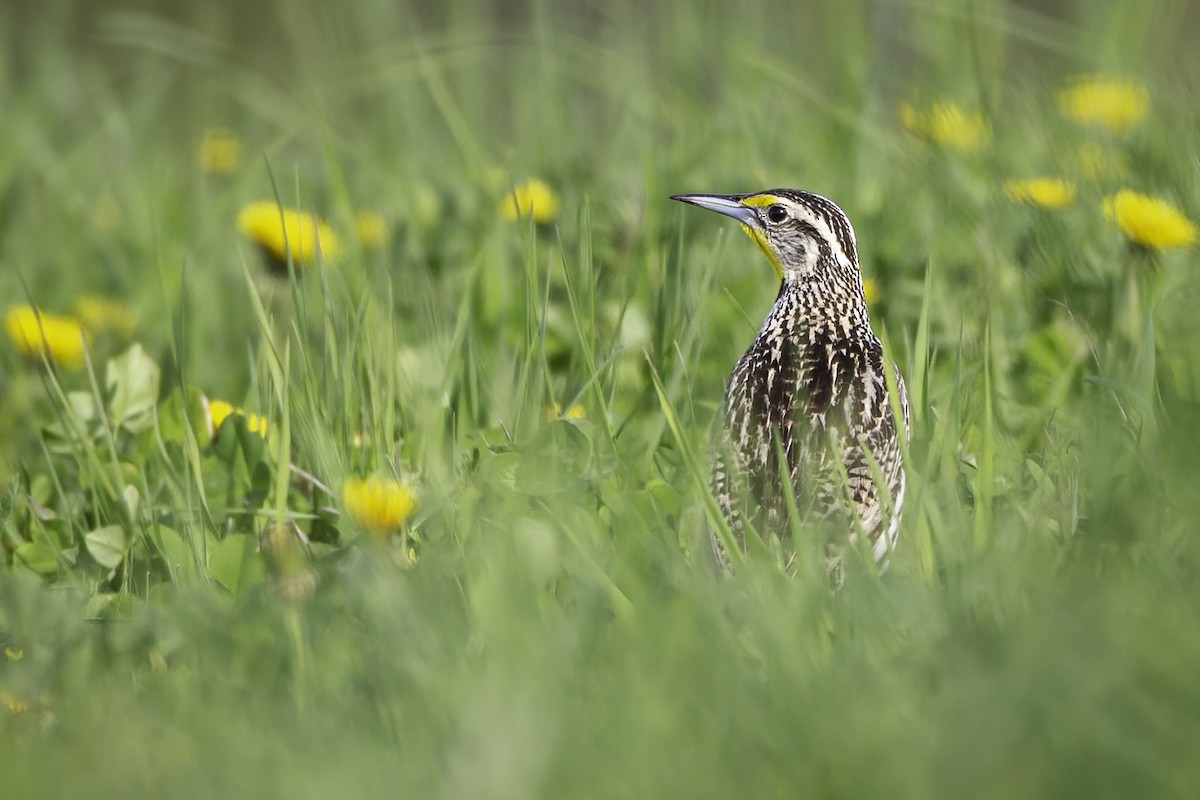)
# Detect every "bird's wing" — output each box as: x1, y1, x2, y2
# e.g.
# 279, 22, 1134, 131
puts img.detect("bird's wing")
841, 361, 907, 558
